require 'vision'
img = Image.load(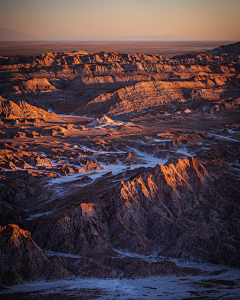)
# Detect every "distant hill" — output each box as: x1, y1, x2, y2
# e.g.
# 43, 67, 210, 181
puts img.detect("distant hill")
0, 28, 82, 41
0, 28, 38, 41
0, 28, 177, 42
207, 41, 240, 54
40, 30, 83, 41
0, 29, 179, 42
